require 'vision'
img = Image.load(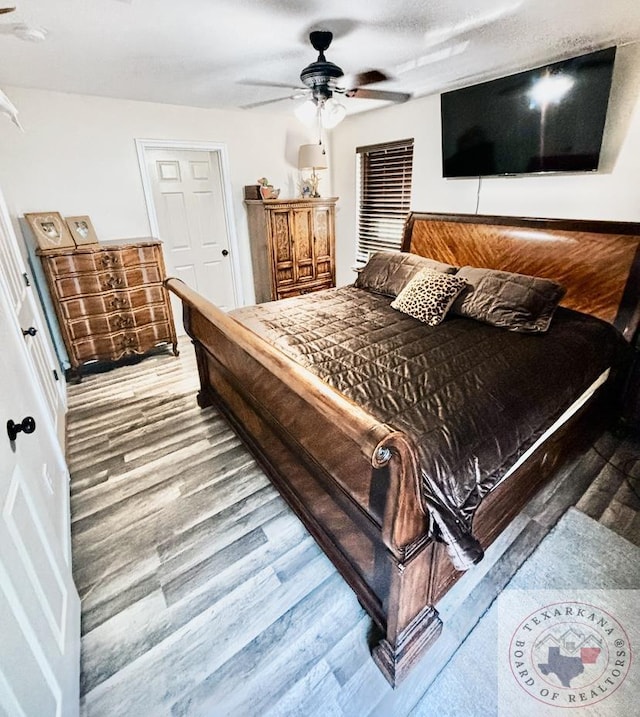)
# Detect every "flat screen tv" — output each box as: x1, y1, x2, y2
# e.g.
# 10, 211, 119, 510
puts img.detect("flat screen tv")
441, 46, 616, 178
